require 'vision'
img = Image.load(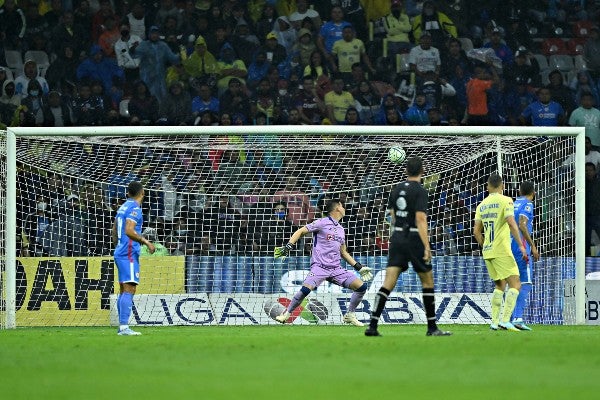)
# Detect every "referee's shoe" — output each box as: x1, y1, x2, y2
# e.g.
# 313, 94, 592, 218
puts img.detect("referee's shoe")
426, 328, 452, 336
